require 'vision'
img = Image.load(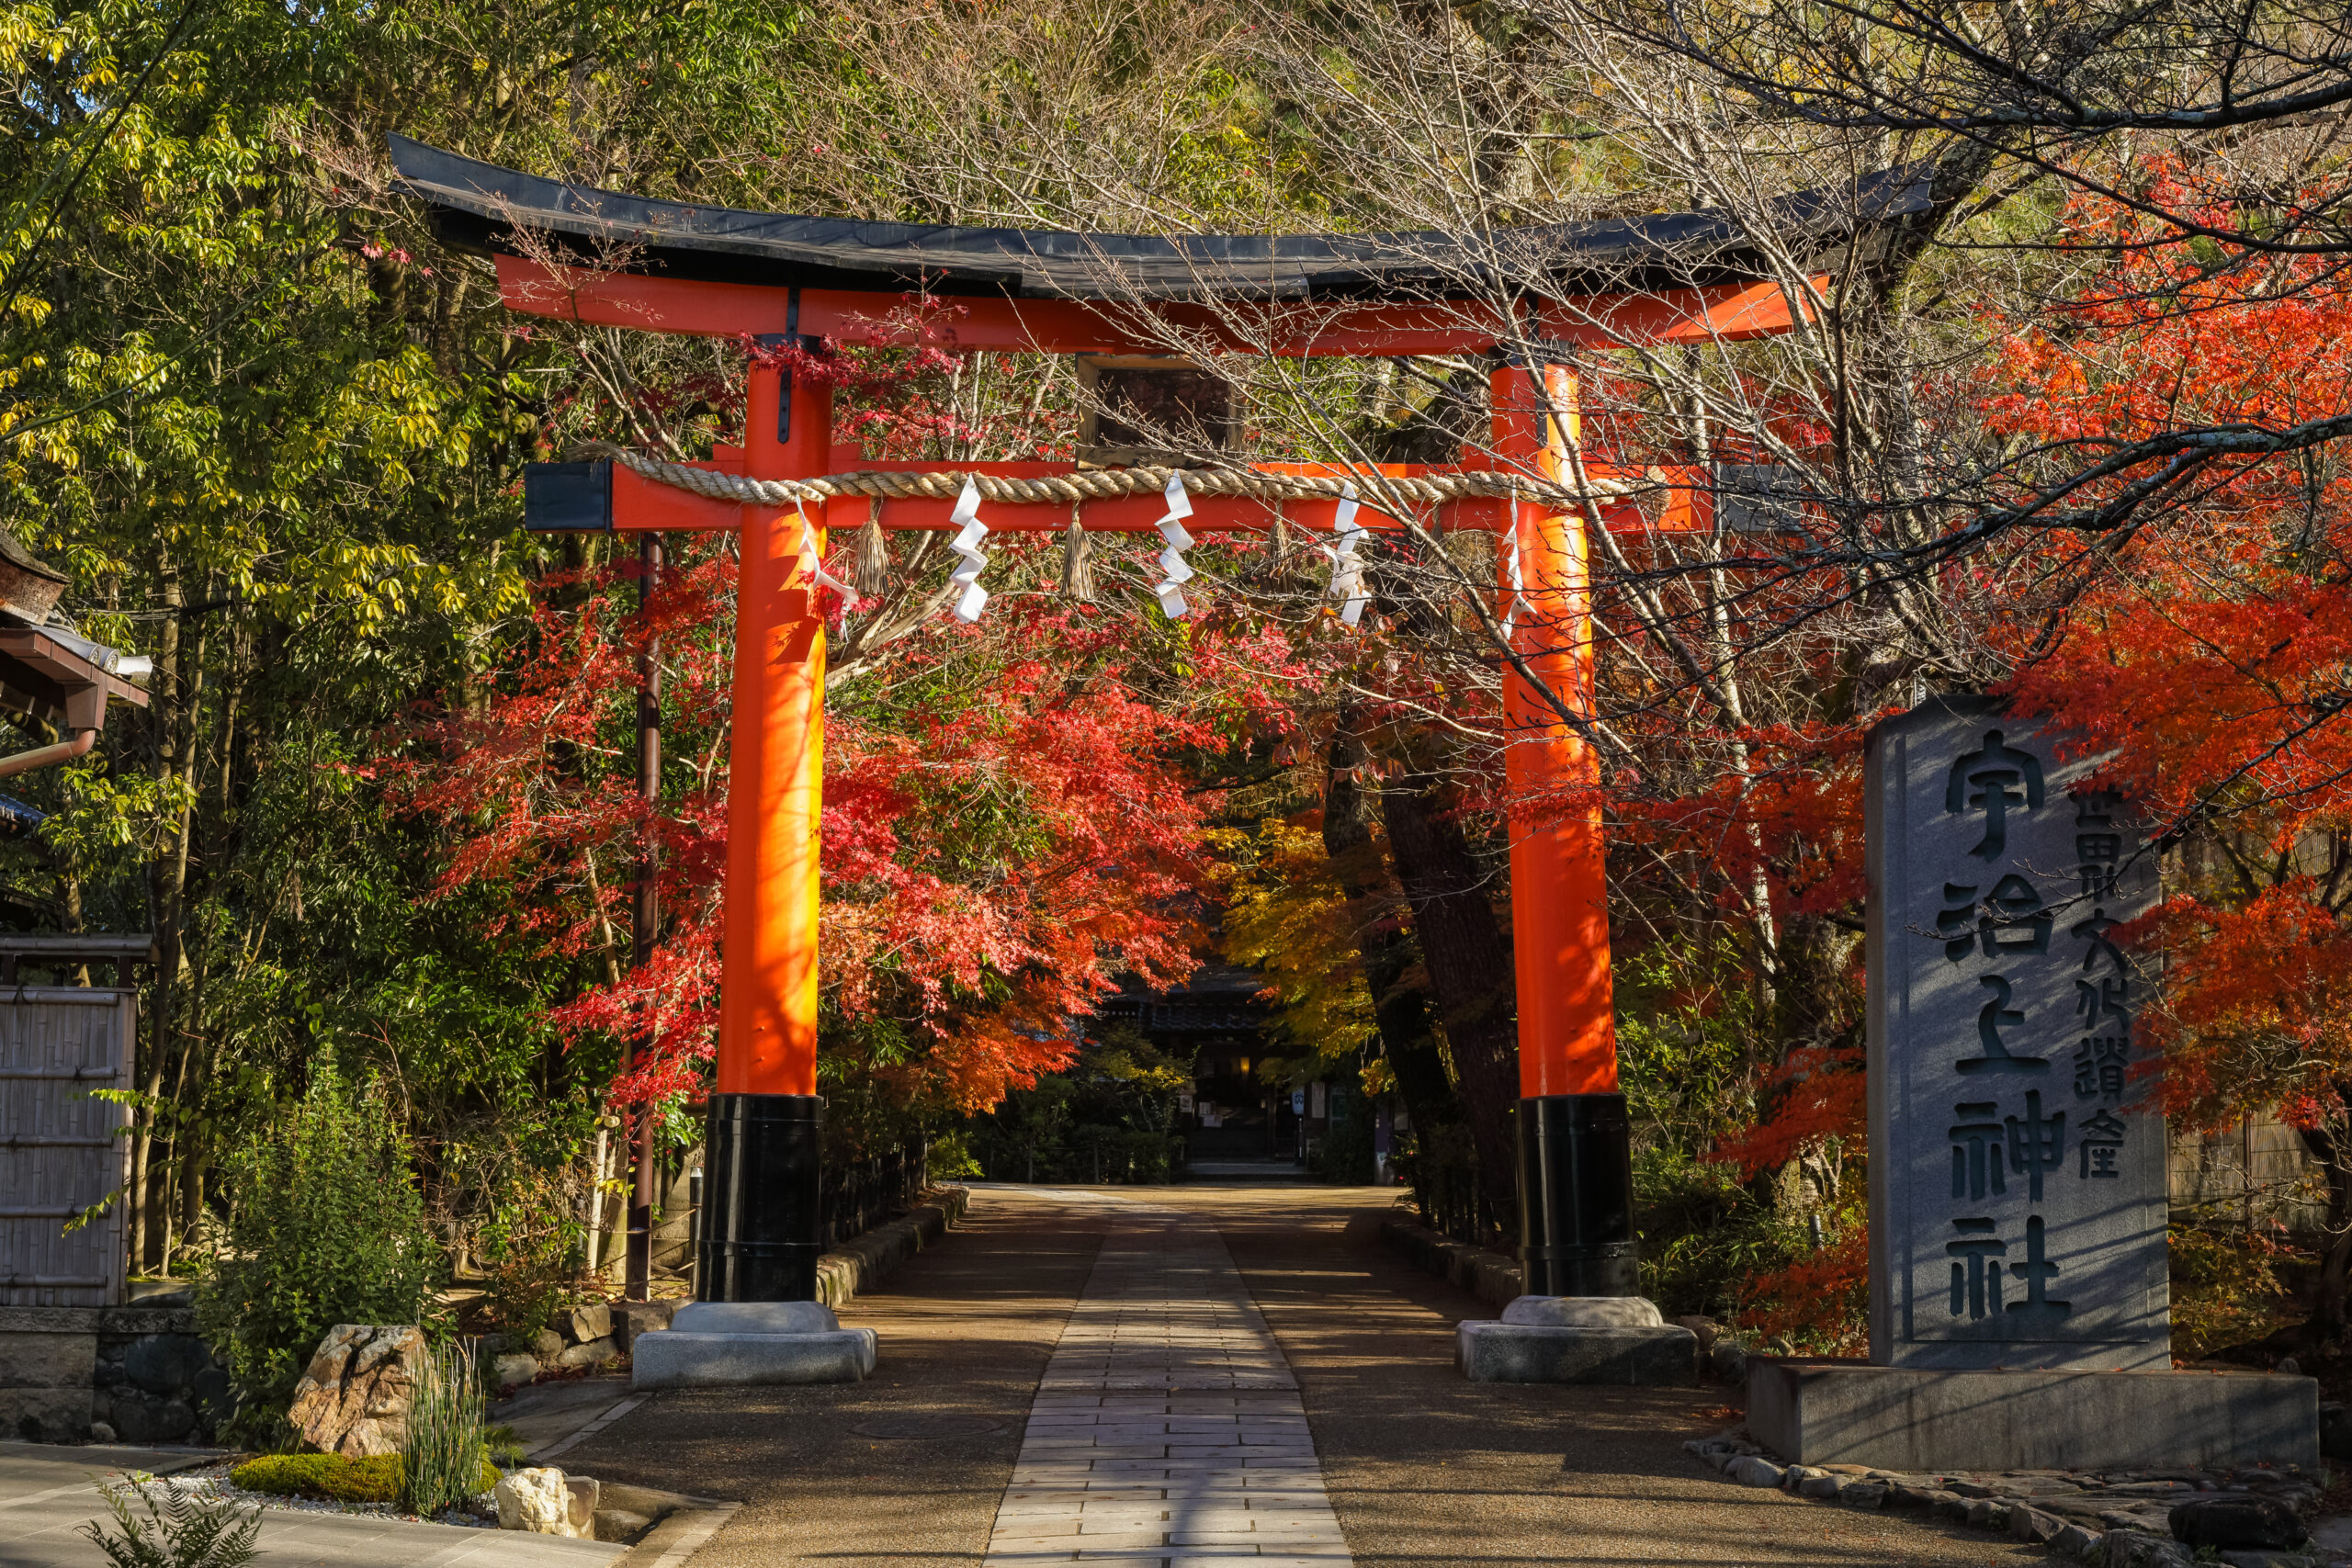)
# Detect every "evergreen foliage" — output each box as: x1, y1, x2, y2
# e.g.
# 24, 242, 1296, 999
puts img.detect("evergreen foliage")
193, 1069, 441, 1432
